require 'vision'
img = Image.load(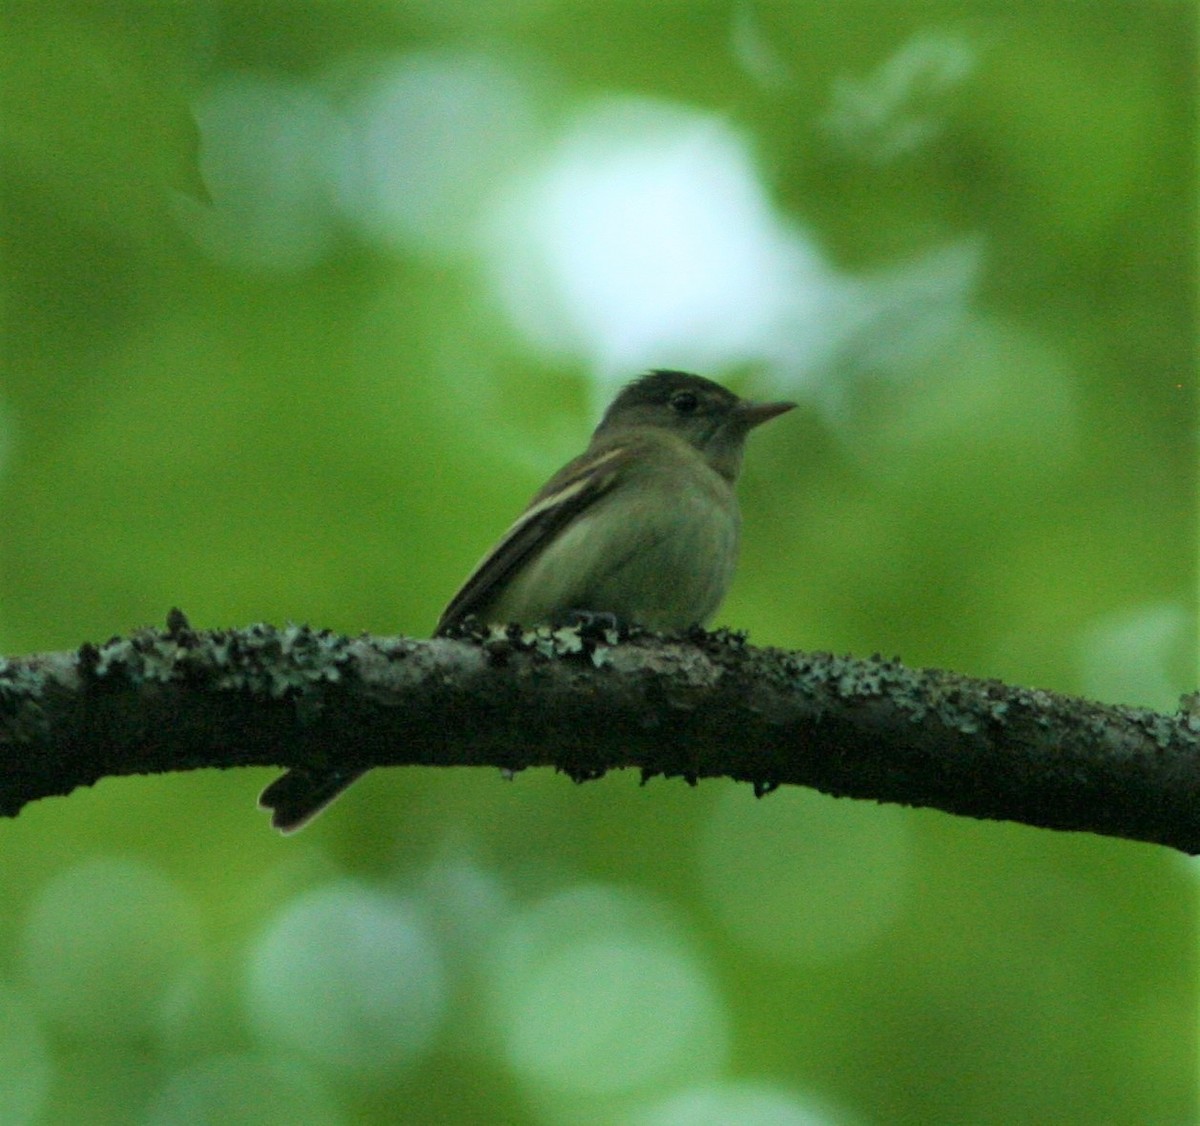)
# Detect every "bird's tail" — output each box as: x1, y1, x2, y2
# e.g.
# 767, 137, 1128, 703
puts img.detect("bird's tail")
258, 767, 367, 833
